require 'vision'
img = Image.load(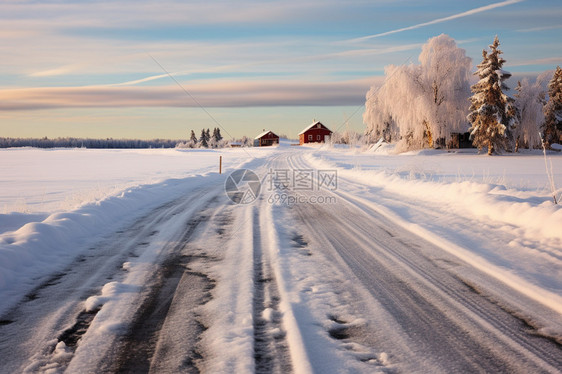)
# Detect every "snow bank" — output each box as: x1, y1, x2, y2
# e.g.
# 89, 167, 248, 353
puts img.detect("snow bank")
307, 150, 562, 241
0, 175, 212, 315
